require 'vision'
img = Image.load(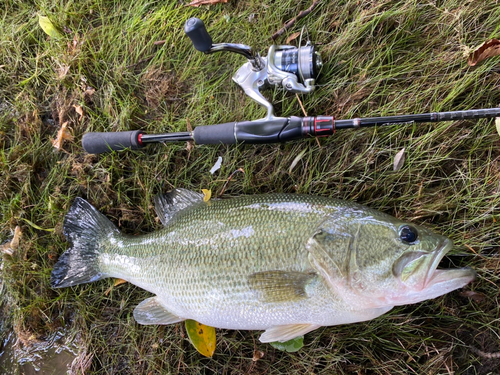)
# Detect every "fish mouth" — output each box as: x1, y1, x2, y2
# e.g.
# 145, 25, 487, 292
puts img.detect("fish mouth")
424, 238, 476, 289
